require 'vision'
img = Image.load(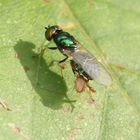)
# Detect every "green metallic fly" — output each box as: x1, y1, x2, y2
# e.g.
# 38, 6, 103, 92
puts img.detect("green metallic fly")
45, 25, 112, 92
